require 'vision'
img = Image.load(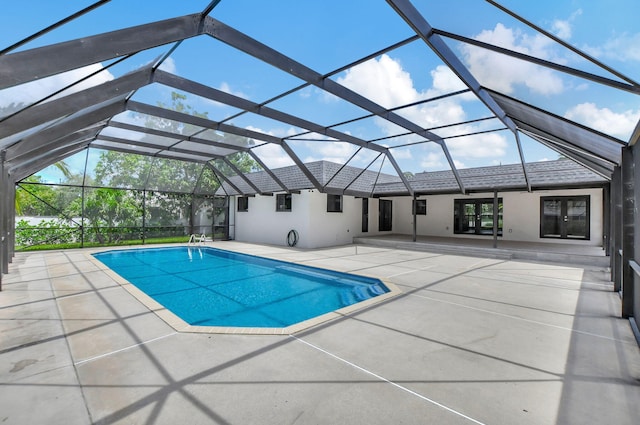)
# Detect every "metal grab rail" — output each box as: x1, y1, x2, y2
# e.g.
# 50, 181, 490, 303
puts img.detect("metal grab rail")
188, 233, 208, 246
